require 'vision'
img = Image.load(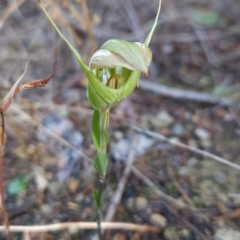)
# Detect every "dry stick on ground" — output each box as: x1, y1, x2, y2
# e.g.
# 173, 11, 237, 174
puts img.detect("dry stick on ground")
104, 136, 138, 222
130, 166, 192, 210
160, 201, 209, 240
0, 222, 160, 233
166, 159, 195, 207
139, 79, 233, 106
131, 124, 240, 171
